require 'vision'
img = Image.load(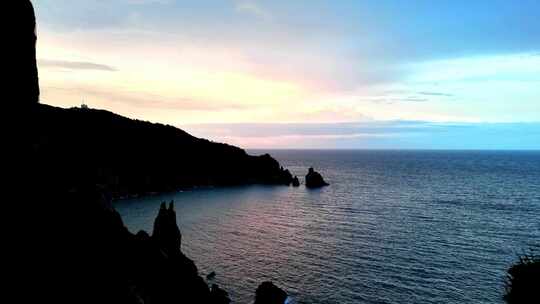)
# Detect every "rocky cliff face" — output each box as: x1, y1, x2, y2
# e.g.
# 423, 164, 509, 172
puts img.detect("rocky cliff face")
28, 104, 294, 198
39, 186, 231, 304
153, 201, 182, 256
10, 0, 40, 105
30, 187, 284, 304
